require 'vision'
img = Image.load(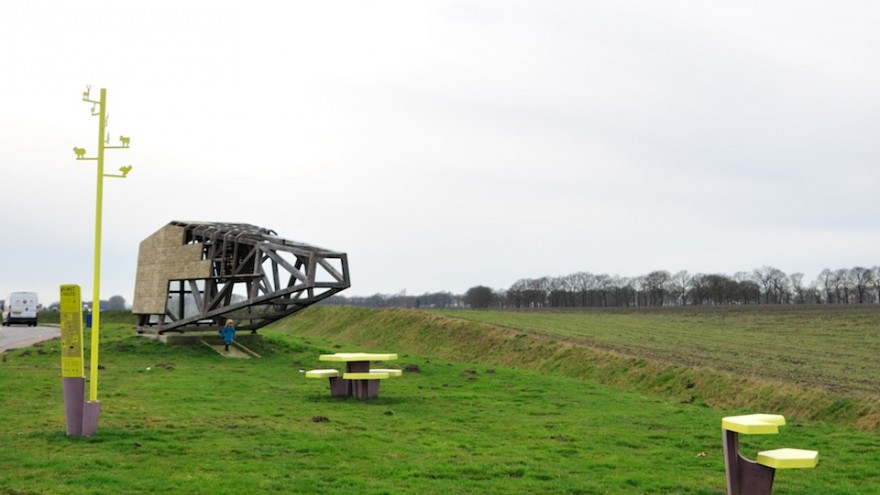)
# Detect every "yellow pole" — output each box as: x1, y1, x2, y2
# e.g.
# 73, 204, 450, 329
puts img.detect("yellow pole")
89, 88, 106, 402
